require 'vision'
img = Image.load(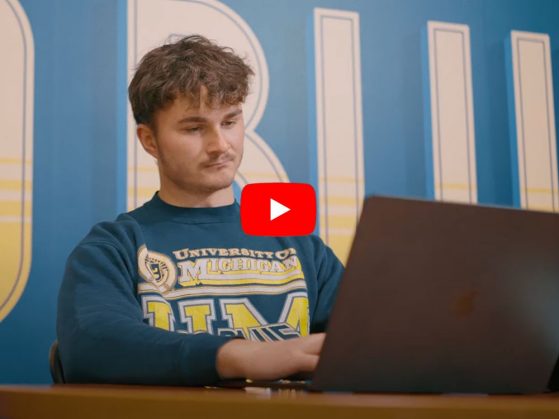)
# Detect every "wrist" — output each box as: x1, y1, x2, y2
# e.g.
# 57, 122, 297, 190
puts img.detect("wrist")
216, 338, 253, 379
